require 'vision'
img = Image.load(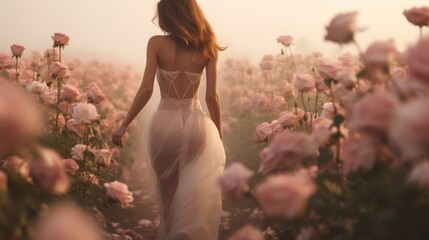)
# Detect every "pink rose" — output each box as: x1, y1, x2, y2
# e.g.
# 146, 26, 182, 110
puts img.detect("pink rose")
406, 37, 429, 84
52, 32, 70, 47
321, 102, 336, 120
277, 35, 294, 47
293, 73, 315, 92
351, 90, 399, 135
253, 174, 316, 219
0, 53, 13, 69
32, 202, 103, 240
390, 98, 429, 160
93, 149, 112, 167
72, 103, 99, 123
325, 11, 358, 44
66, 119, 86, 134
10, 44, 25, 58
63, 159, 79, 175
403, 7, 429, 27
364, 40, 396, 69
318, 59, 343, 80
340, 133, 378, 174
277, 111, 298, 128
86, 84, 106, 104
228, 225, 264, 240
28, 146, 70, 194
259, 131, 316, 174
0, 171, 7, 191
58, 114, 66, 130
51, 62, 70, 79
104, 181, 134, 207
259, 60, 274, 71
2, 155, 30, 179
59, 101, 76, 116
26, 81, 49, 94
62, 84, 80, 101
218, 163, 254, 201
41, 90, 58, 105
71, 144, 90, 161
0, 82, 42, 157
253, 122, 273, 143
337, 69, 357, 89
407, 161, 429, 191
311, 117, 335, 147
296, 226, 320, 240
